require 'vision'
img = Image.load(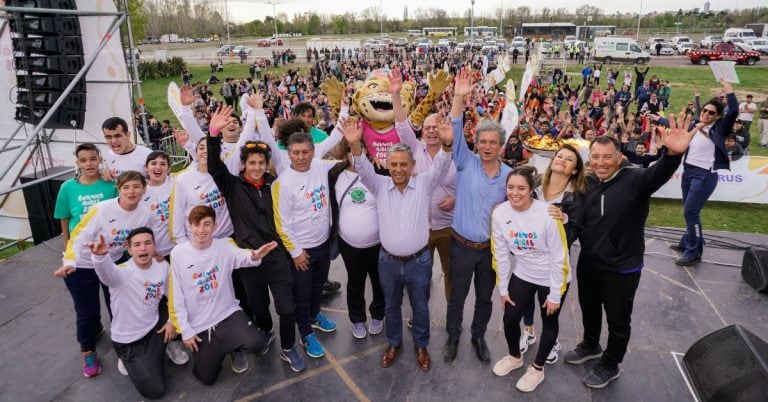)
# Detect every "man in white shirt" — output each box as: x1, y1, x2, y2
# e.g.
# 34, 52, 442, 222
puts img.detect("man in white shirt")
168, 205, 276, 385
738, 94, 758, 134
272, 132, 339, 359
101, 117, 153, 181
340, 116, 453, 372
91, 227, 187, 399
